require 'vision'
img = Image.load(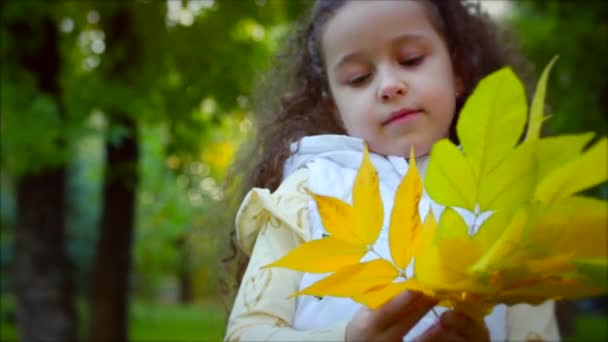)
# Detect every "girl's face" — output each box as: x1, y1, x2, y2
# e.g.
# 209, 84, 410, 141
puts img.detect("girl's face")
322, 0, 461, 157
